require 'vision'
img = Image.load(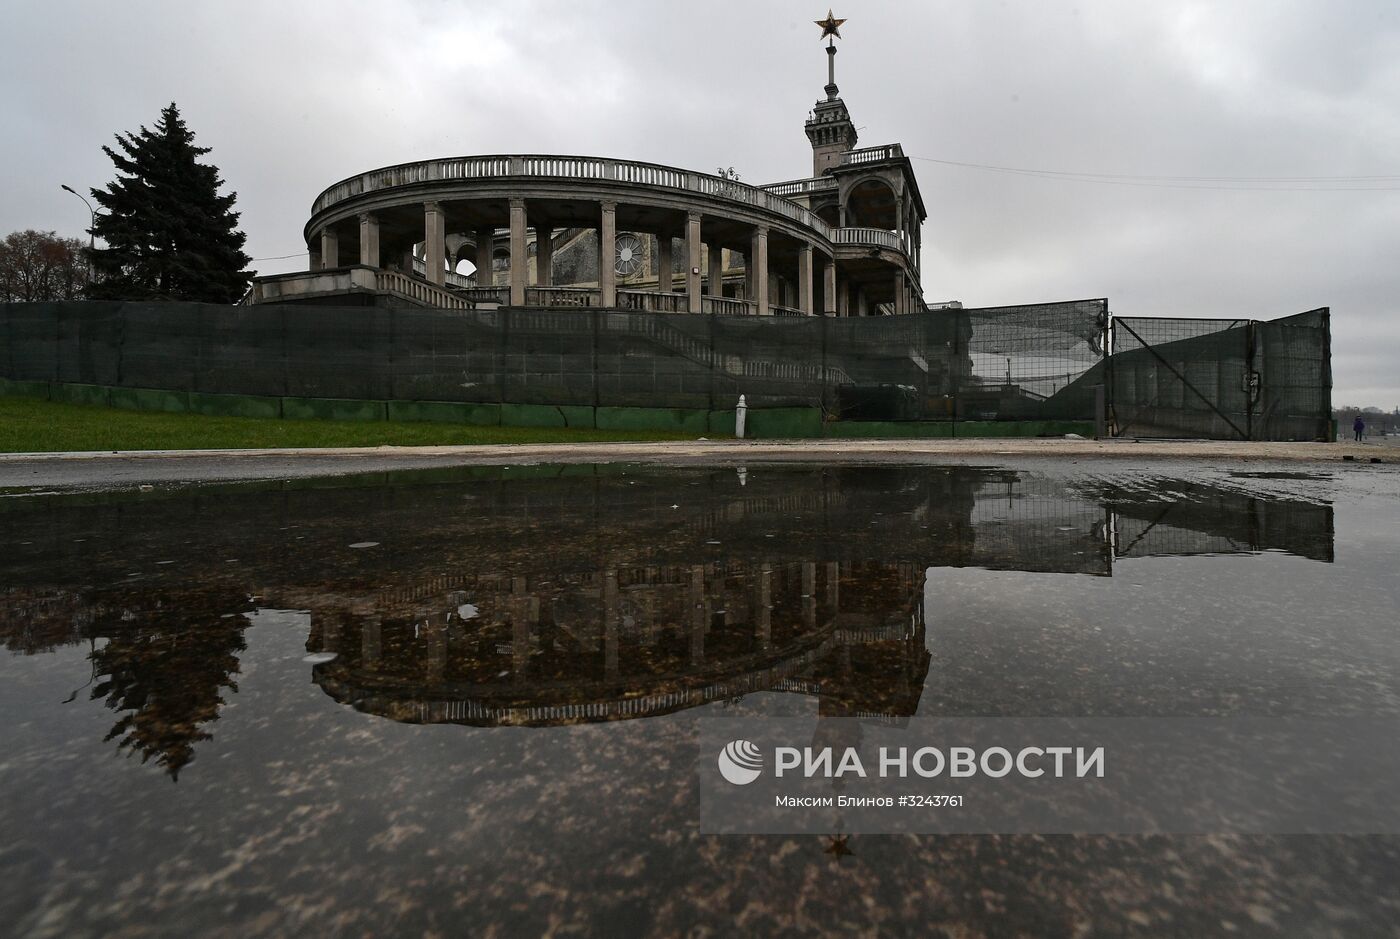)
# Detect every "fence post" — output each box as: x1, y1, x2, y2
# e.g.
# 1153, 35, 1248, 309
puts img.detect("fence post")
1104, 312, 1115, 437
1320, 308, 1333, 441
1245, 321, 1256, 441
